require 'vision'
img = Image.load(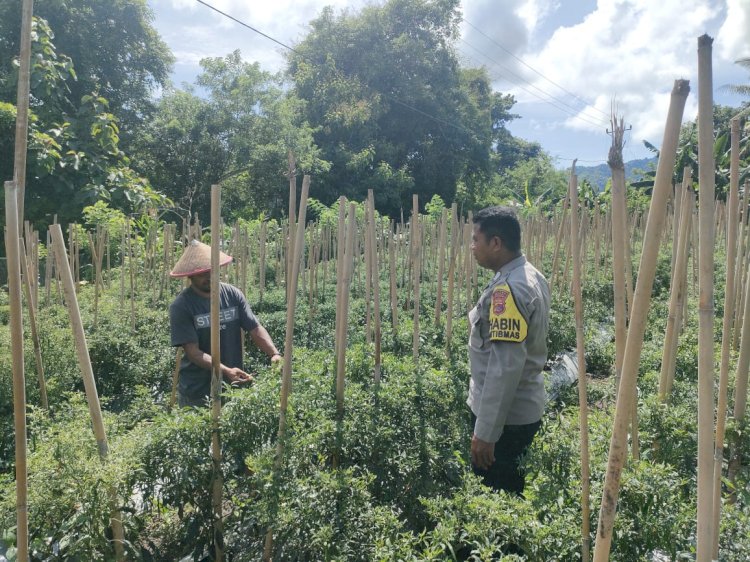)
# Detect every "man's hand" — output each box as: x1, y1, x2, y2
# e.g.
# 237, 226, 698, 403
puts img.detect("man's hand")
471, 434, 496, 471
270, 353, 282, 364
224, 367, 254, 386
